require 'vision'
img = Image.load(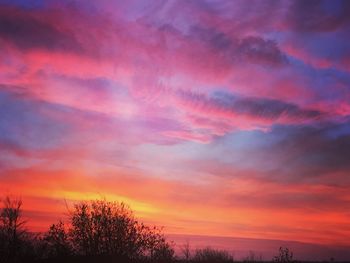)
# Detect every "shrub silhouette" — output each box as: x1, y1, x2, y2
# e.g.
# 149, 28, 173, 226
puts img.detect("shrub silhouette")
243, 250, 262, 262
273, 247, 294, 263
193, 247, 234, 262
